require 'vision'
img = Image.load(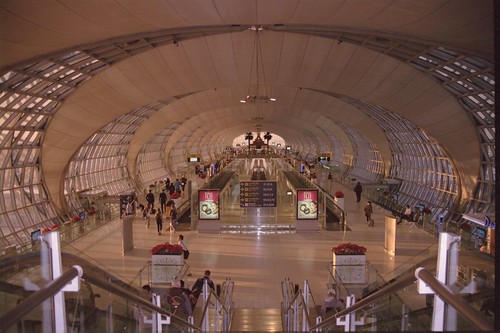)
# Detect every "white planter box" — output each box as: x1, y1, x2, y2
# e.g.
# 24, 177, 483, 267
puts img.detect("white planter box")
334, 197, 345, 211
332, 253, 366, 284
151, 254, 183, 284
